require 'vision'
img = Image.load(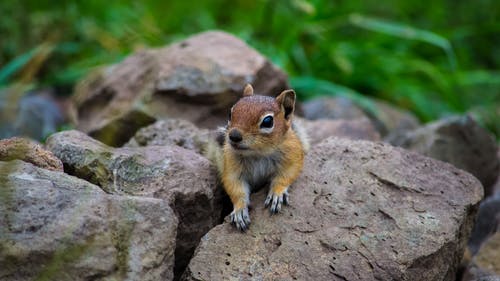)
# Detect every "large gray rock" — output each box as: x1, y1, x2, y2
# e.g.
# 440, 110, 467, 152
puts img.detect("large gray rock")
301, 96, 367, 120
45, 130, 221, 278
301, 96, 420, 137
0, 137, 63, 171
0, 160, 177, 281
389, 115, 499, 195
73, 30, 288, 146
183, 138, 482, 281
0, 88, 65, 141
124, 119, 210, 155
